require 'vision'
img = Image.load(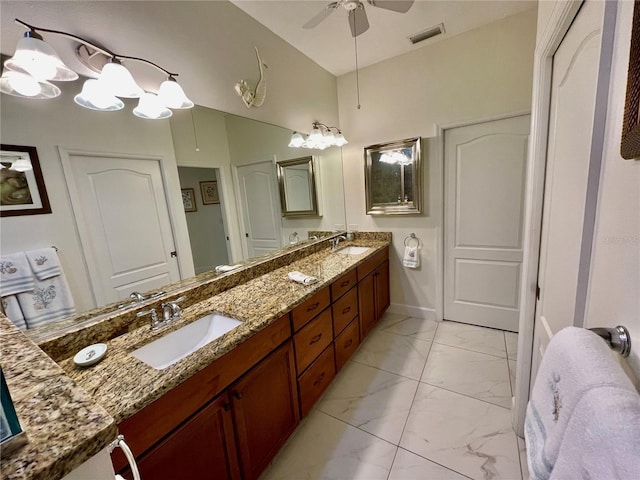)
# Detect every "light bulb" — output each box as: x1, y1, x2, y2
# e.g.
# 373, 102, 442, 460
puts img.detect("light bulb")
0, 69, 60, 99
74, 79, 124, 111
7, 70, 41, 96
